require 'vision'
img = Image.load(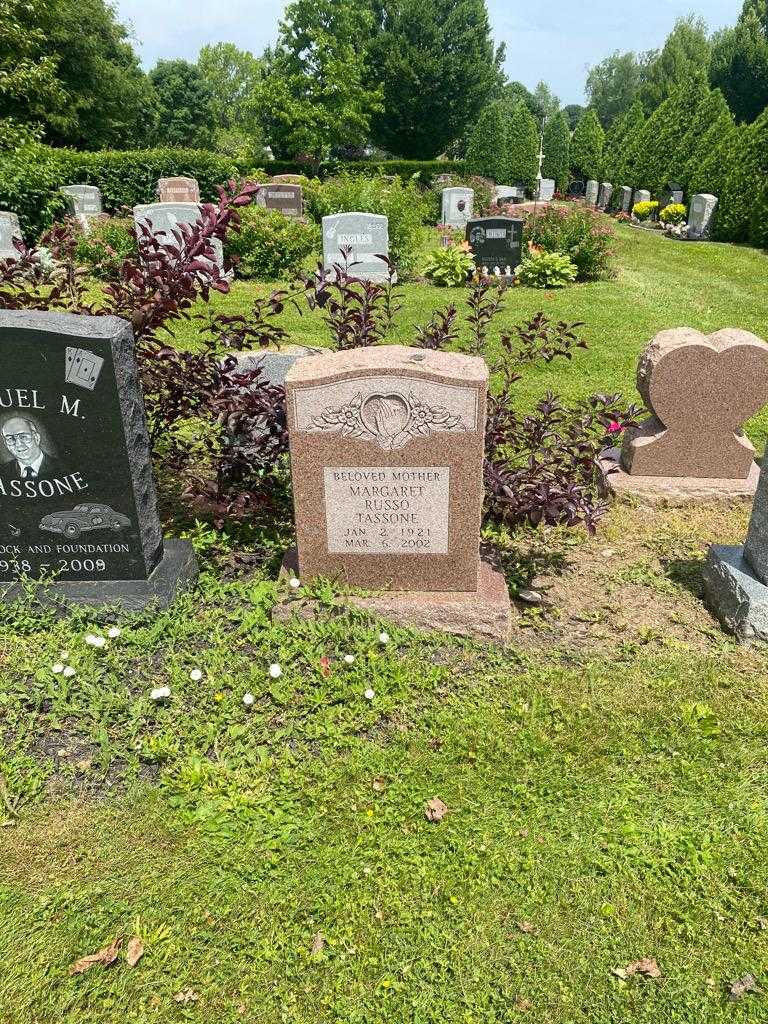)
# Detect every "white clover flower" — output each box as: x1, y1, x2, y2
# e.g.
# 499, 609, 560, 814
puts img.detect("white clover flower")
62, 666, 76, 678
92, 636, 107, 649
150, 685, 171, 701
84, 633, 97, 646
107, 627, 121, 639
343, 654, 355, 665
378, 632, 390, 645
269, 663, 282, 679
243, 692, 255, 707
189, 668, 203, 682
289, 577, 301, 589
52, 663, 64, 674
364, 688, 375, 700
60, 652, 69, 661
